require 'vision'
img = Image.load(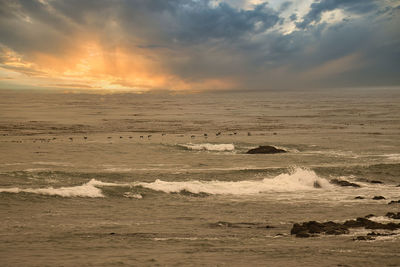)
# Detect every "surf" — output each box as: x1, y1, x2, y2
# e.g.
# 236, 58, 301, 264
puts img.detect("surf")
177, 143, 235, 152
135, 168, 333, 195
